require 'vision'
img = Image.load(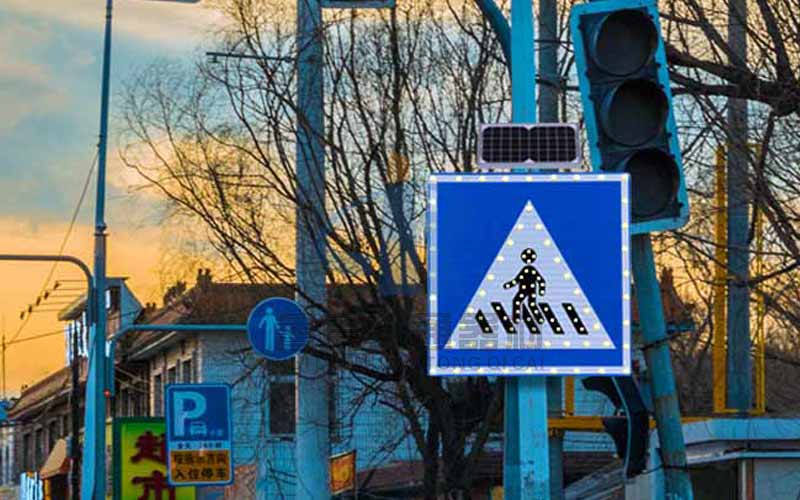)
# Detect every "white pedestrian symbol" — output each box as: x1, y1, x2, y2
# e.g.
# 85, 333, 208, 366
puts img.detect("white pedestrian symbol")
445, 200, 616, 351
259, 307, 280, 351
282, 326, 293, 350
